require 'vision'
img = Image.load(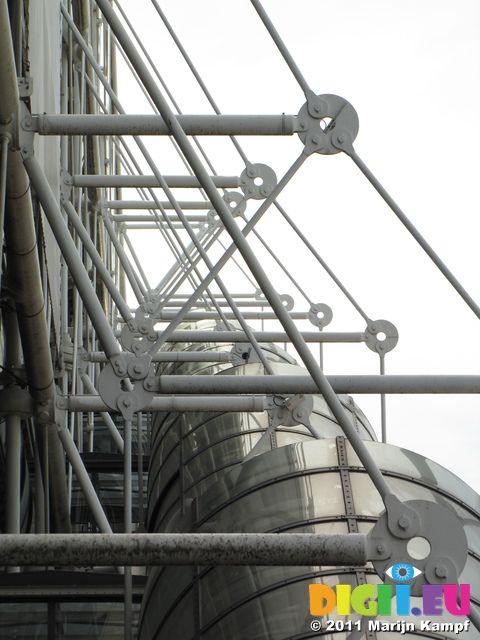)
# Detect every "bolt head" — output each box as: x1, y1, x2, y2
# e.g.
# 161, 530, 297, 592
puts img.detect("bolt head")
117, 367, 125, 375
311, 135, 320, 145
134, 365, 142, 374
435, 565, 447, 578
398, 516, 411, 530
123, 398, 132, 407
377, 543, 386, 554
